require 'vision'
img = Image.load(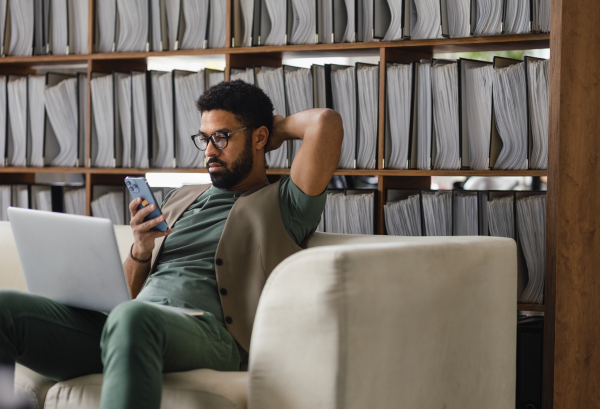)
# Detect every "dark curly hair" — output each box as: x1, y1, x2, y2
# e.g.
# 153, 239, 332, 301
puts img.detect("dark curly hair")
196, 79, 274, 135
